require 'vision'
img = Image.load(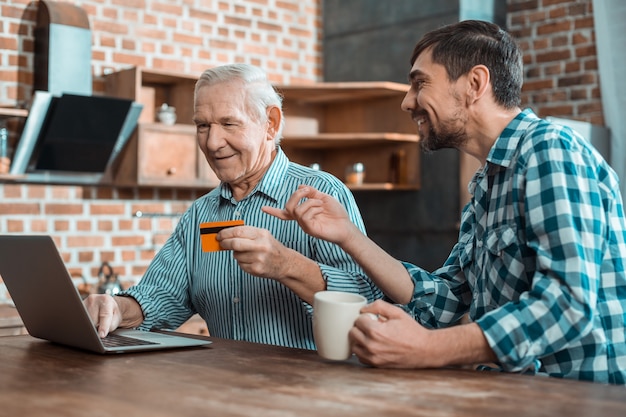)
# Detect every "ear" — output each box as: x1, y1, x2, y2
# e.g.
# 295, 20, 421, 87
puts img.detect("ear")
266, 106, 282, 141
466, 64, 490, 105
